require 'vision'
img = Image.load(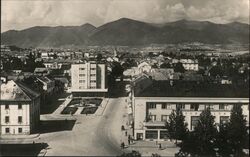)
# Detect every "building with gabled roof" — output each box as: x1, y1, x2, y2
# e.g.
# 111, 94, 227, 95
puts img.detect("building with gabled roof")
0, 80, 40, 135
